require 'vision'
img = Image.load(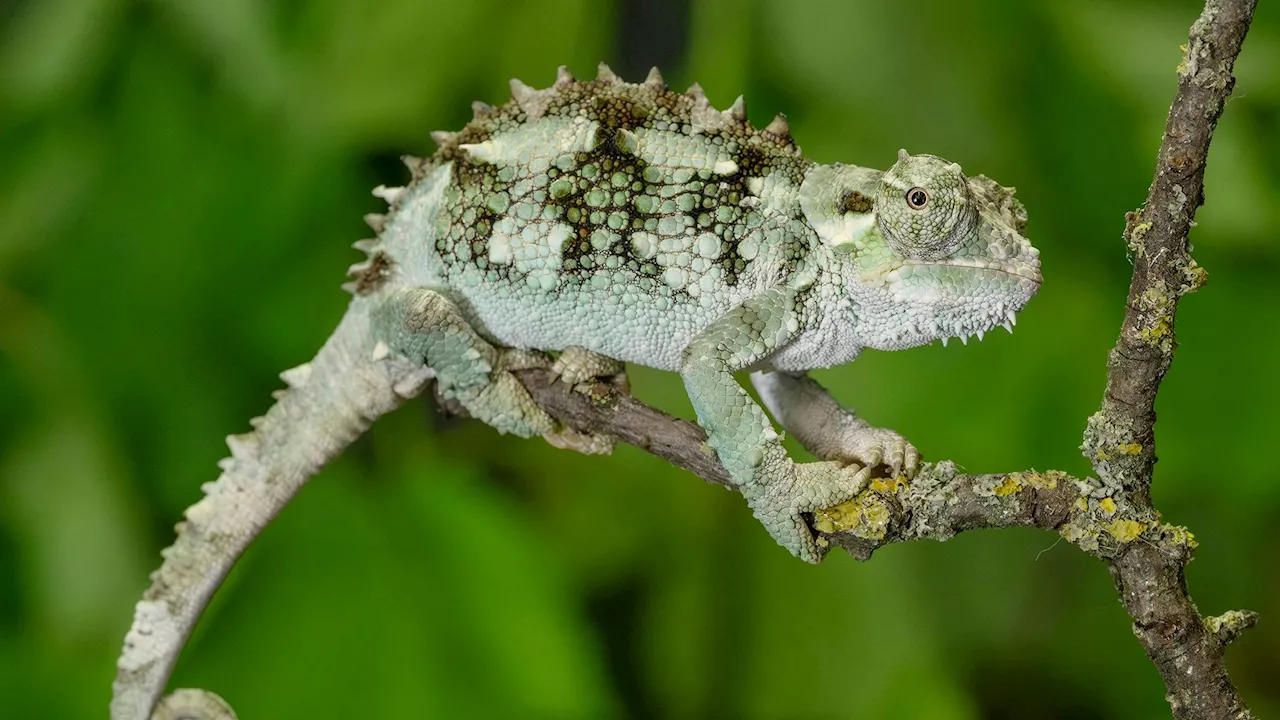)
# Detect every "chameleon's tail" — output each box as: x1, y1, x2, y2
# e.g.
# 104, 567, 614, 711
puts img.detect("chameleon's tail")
109, 294, 431, 720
